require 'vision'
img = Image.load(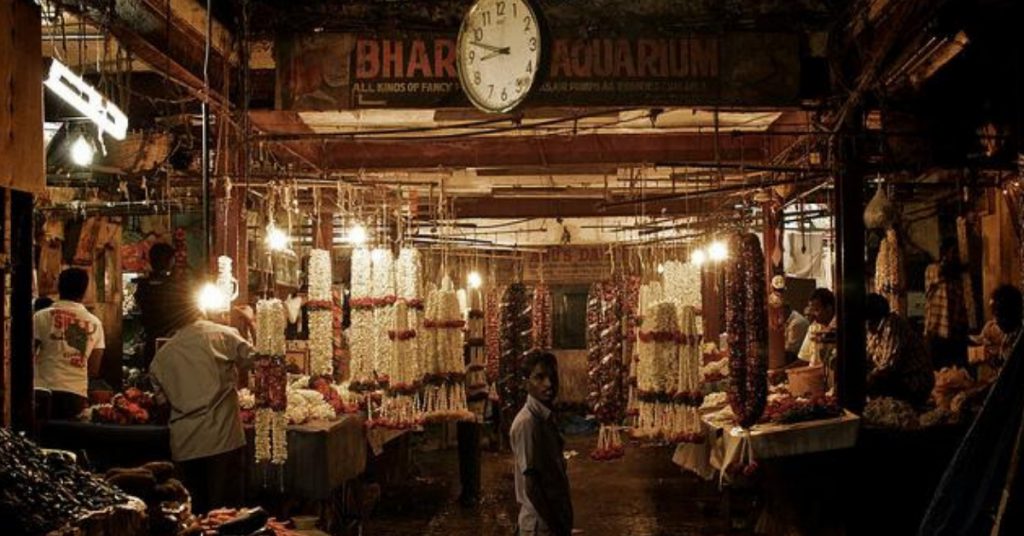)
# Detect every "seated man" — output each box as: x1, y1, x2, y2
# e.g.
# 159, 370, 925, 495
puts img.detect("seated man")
865, 293, 934, 406
797, 288, 837, 367
973, 285, 1023, 384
